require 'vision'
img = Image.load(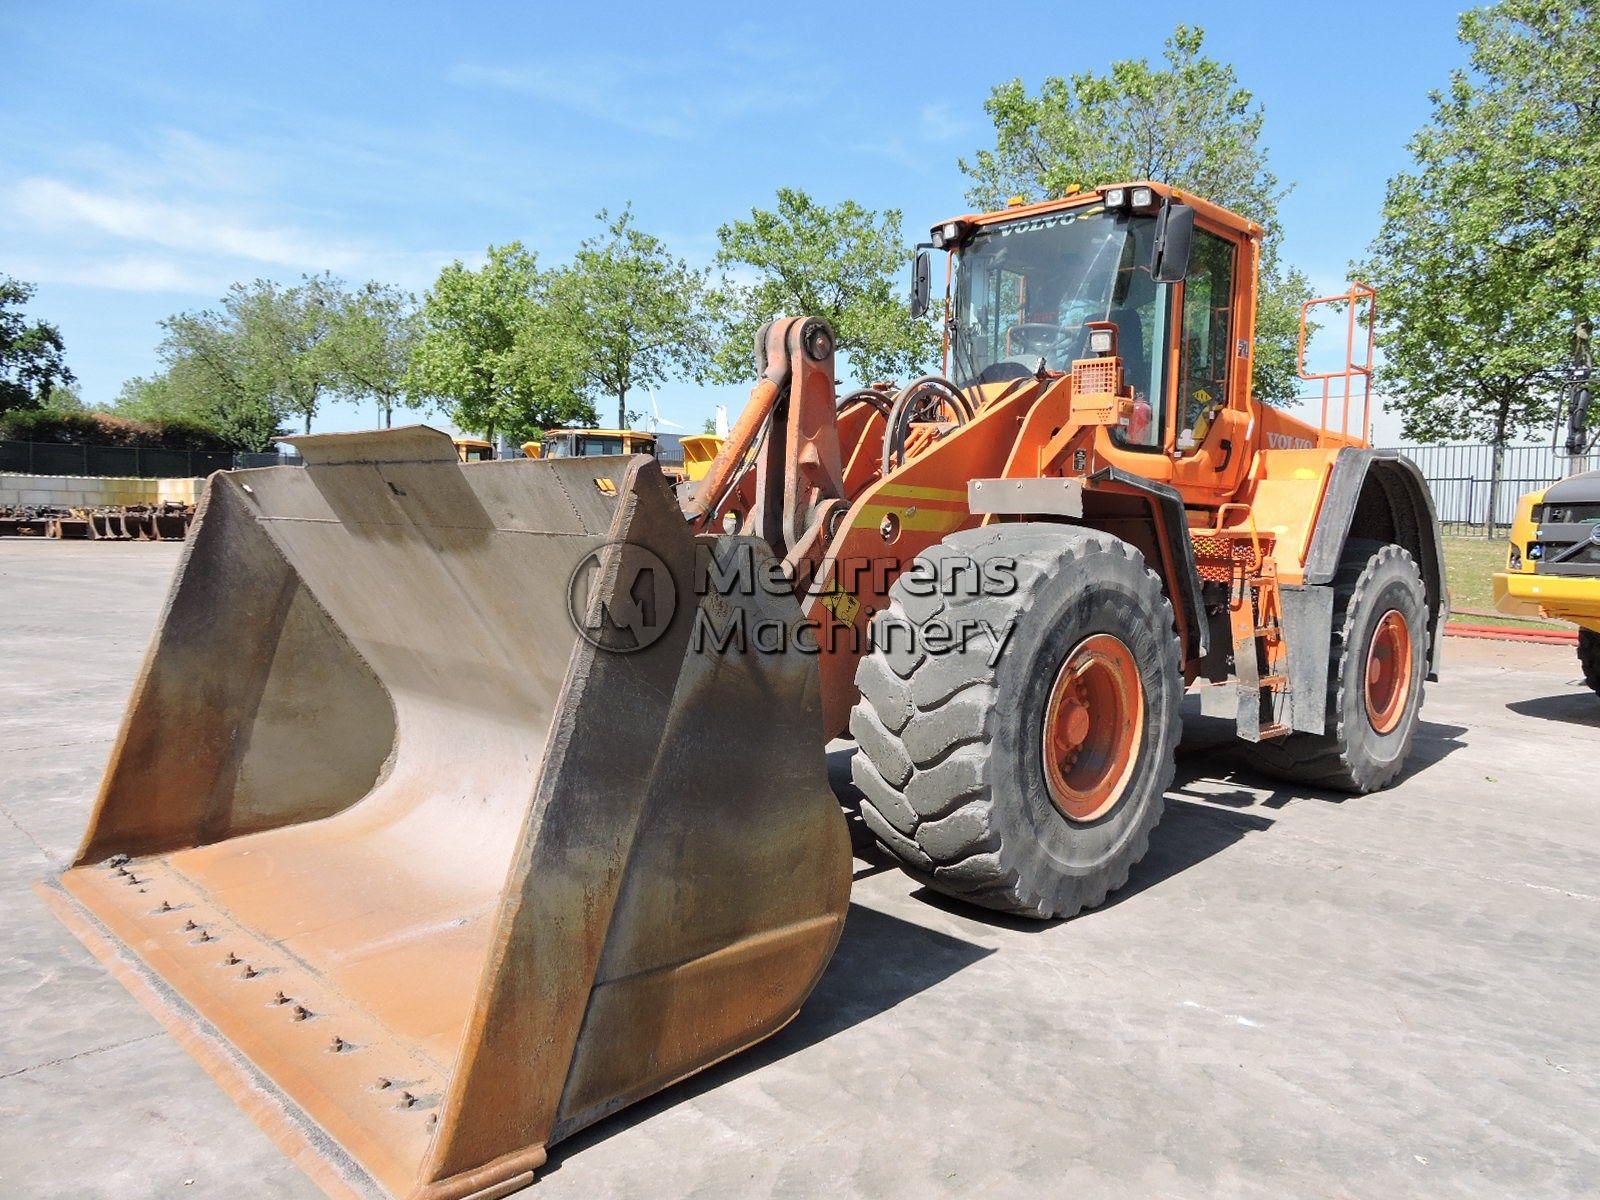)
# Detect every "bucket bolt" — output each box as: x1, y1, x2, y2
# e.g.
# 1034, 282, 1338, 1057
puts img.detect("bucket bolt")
241, 965, 260, 979
330, 1036, 354, 1053
399, 1092, 419, 1109
106, 854, 130, 869
292, 1005, 314, 1022
182, 919, 199, 931
271, 991, 292, 1006
223, 952, 241, 966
